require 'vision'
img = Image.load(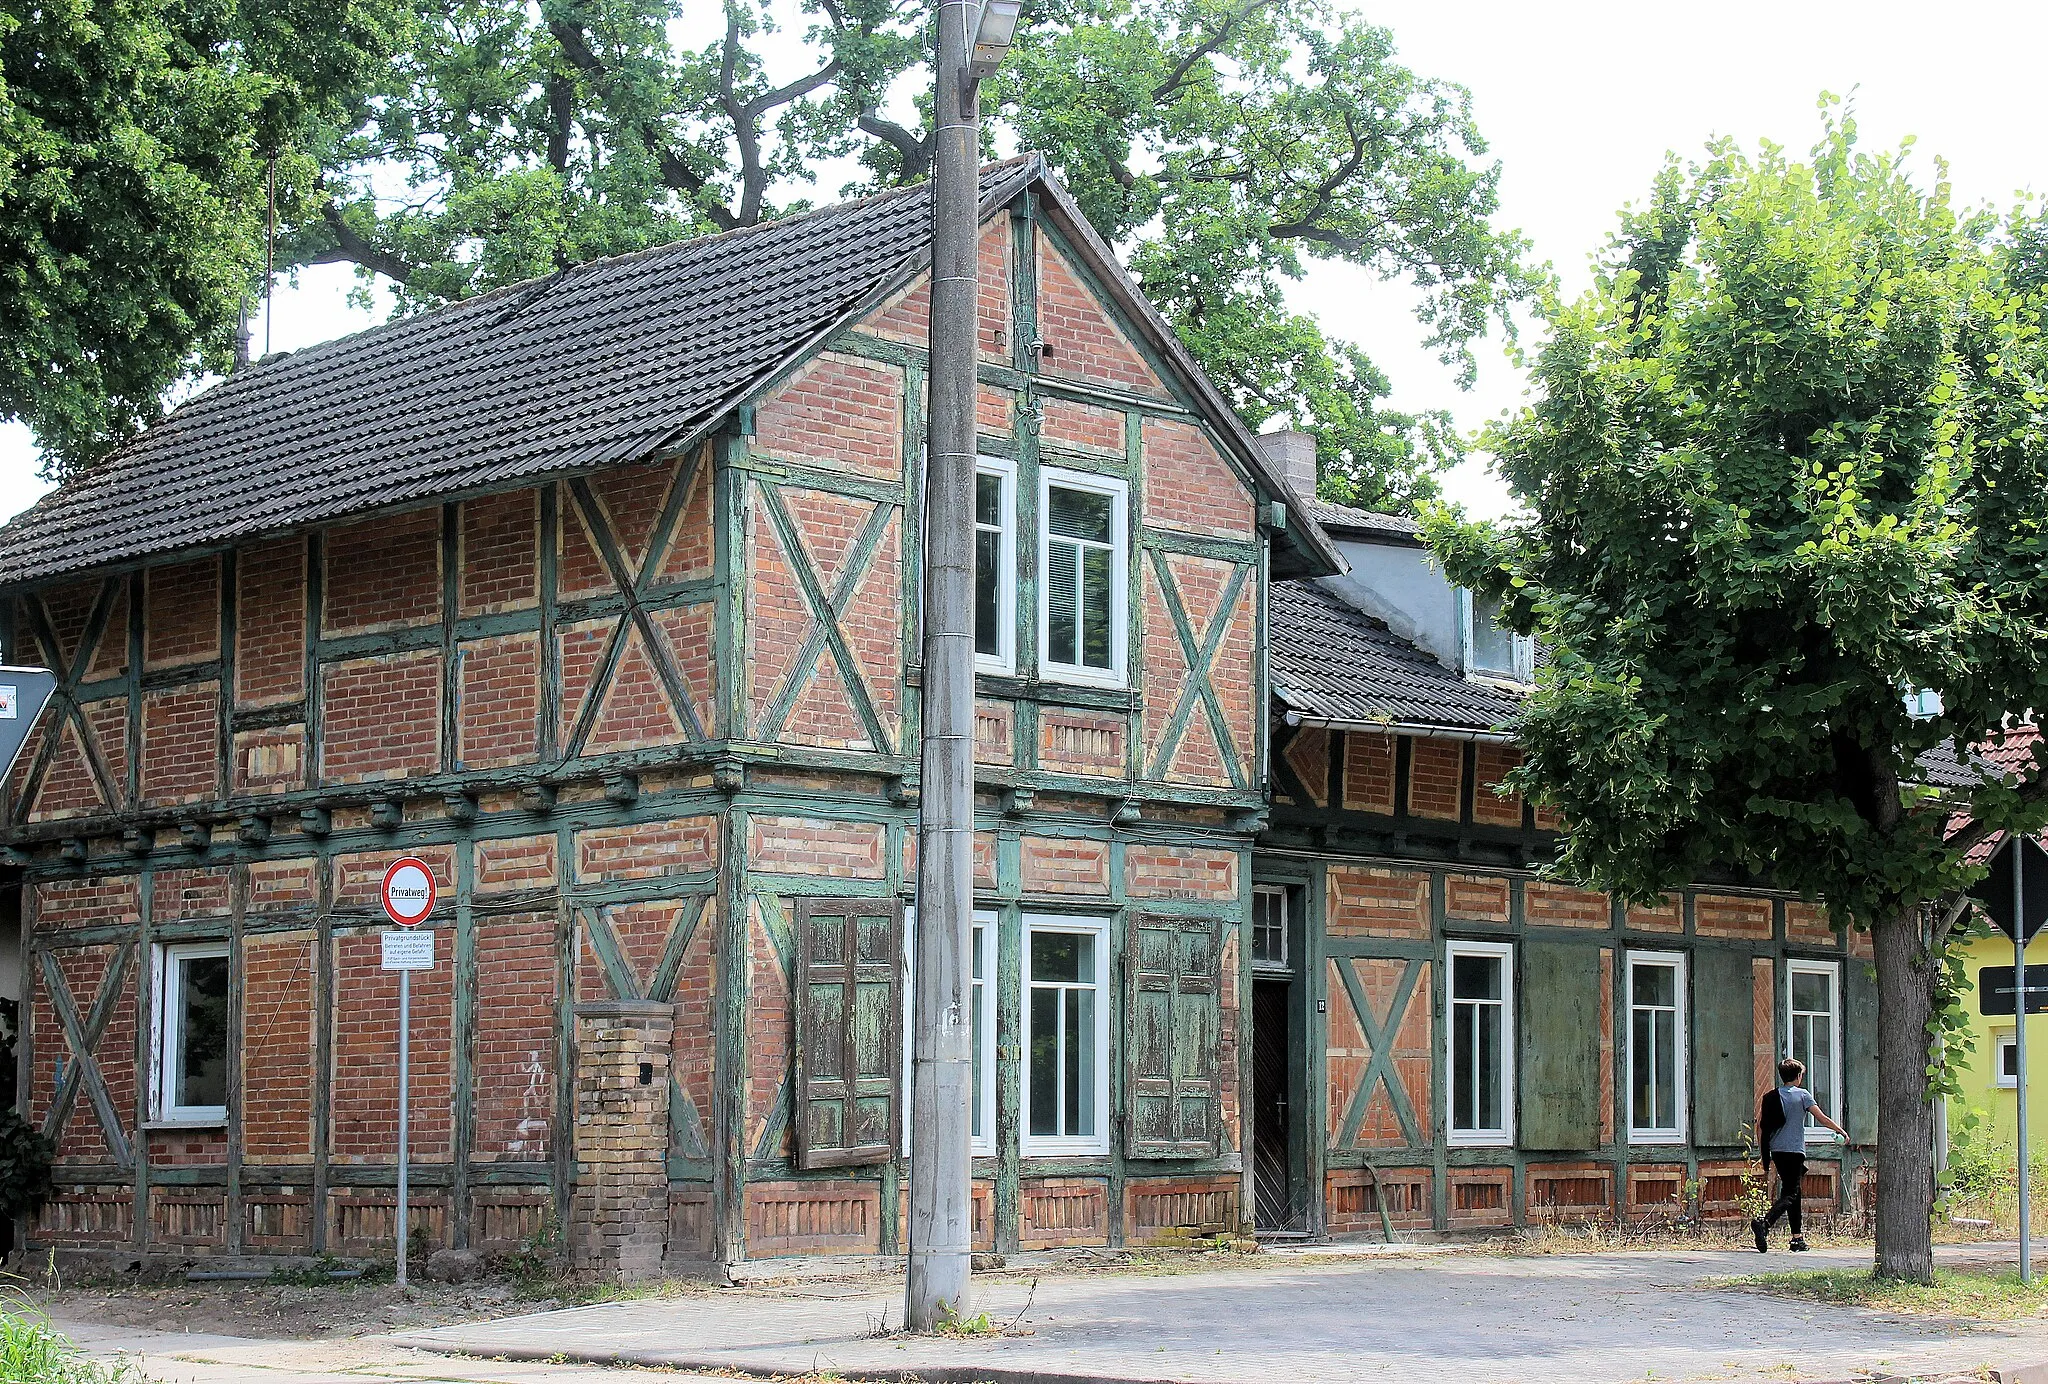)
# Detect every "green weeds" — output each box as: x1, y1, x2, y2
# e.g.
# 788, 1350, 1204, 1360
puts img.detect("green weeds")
0, 1305, 139, 1384
1720, 1267, 2048, 1319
